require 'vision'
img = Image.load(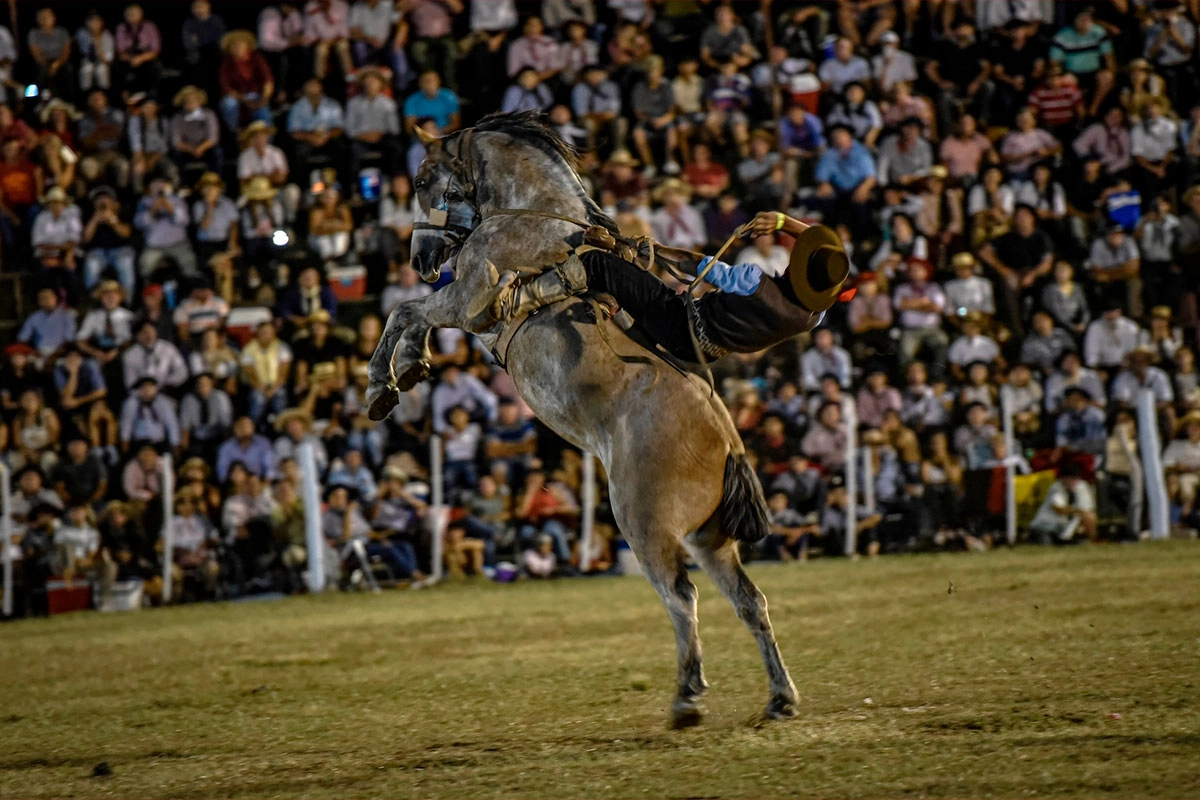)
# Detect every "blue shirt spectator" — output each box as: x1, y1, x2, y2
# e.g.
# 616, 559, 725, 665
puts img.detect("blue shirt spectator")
19, 289, 77, 359
815, 137, 876, 192
216, 424, 278, 482
403, 84, 460, 130
779, 108, 825, 154
287, 91, 345, 134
